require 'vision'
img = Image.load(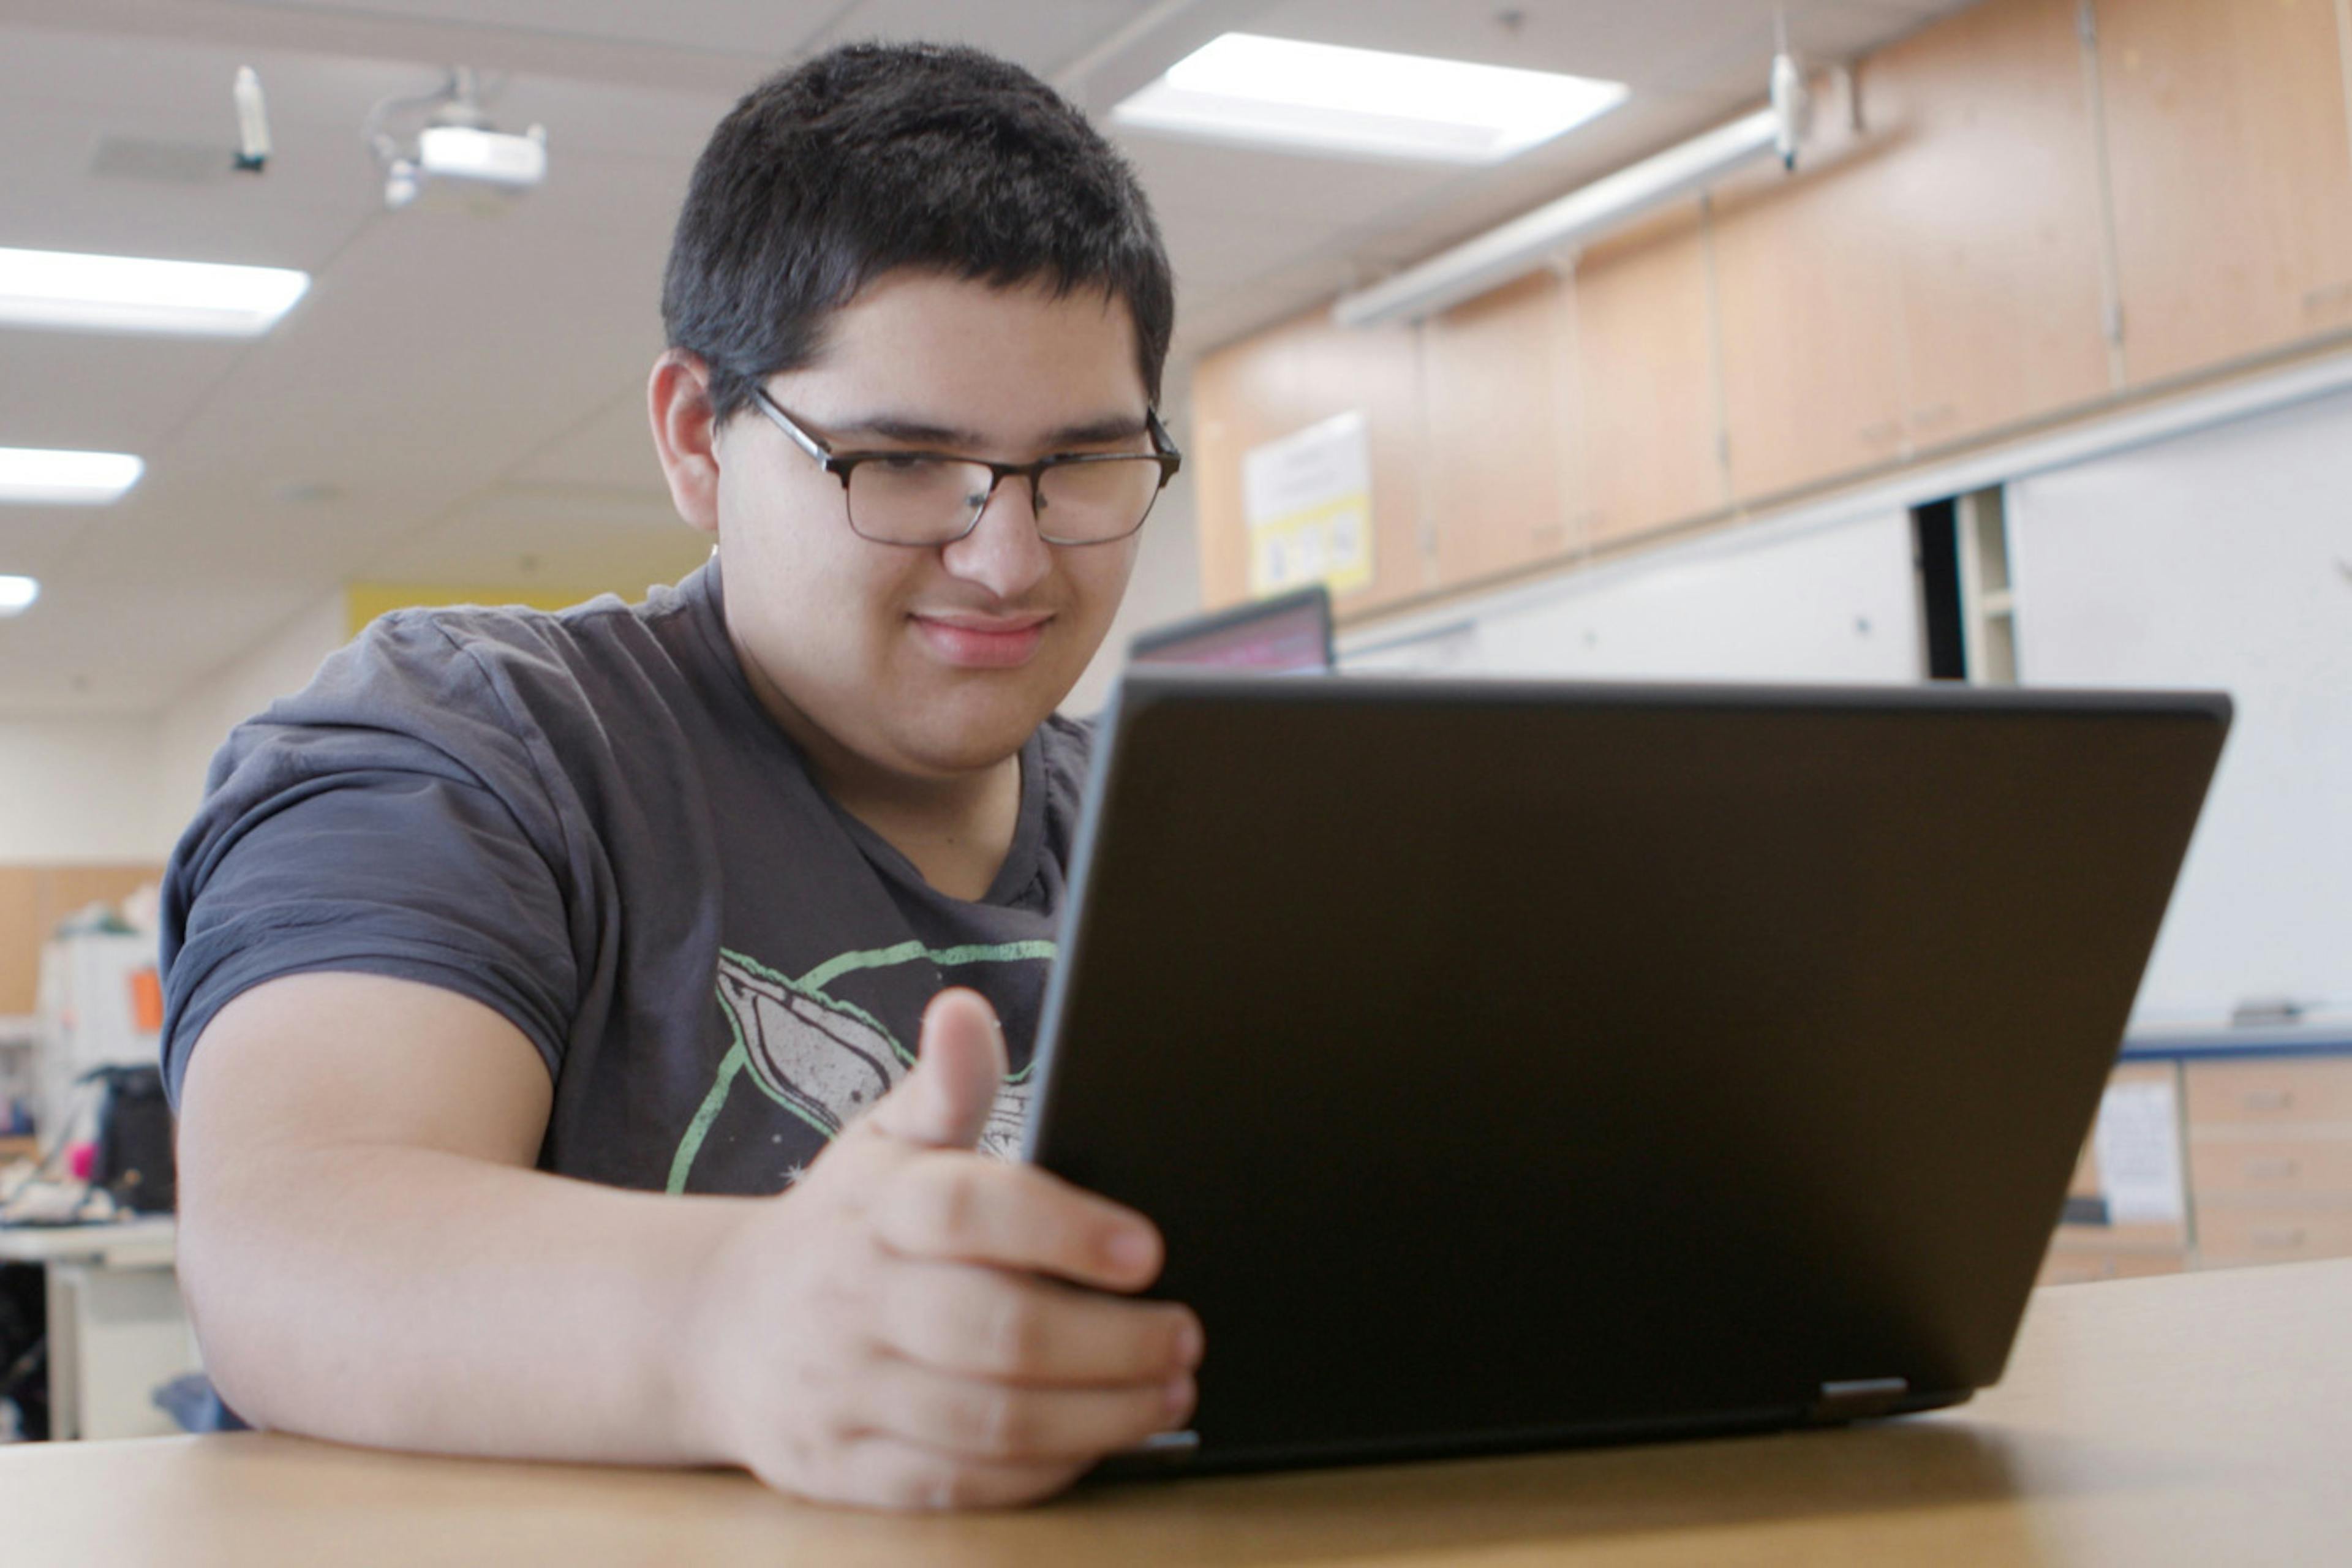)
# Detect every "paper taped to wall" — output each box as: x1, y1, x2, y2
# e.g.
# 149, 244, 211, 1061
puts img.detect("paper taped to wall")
2092, 1076, 2185, 1225
1243, 410, 1374, 599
